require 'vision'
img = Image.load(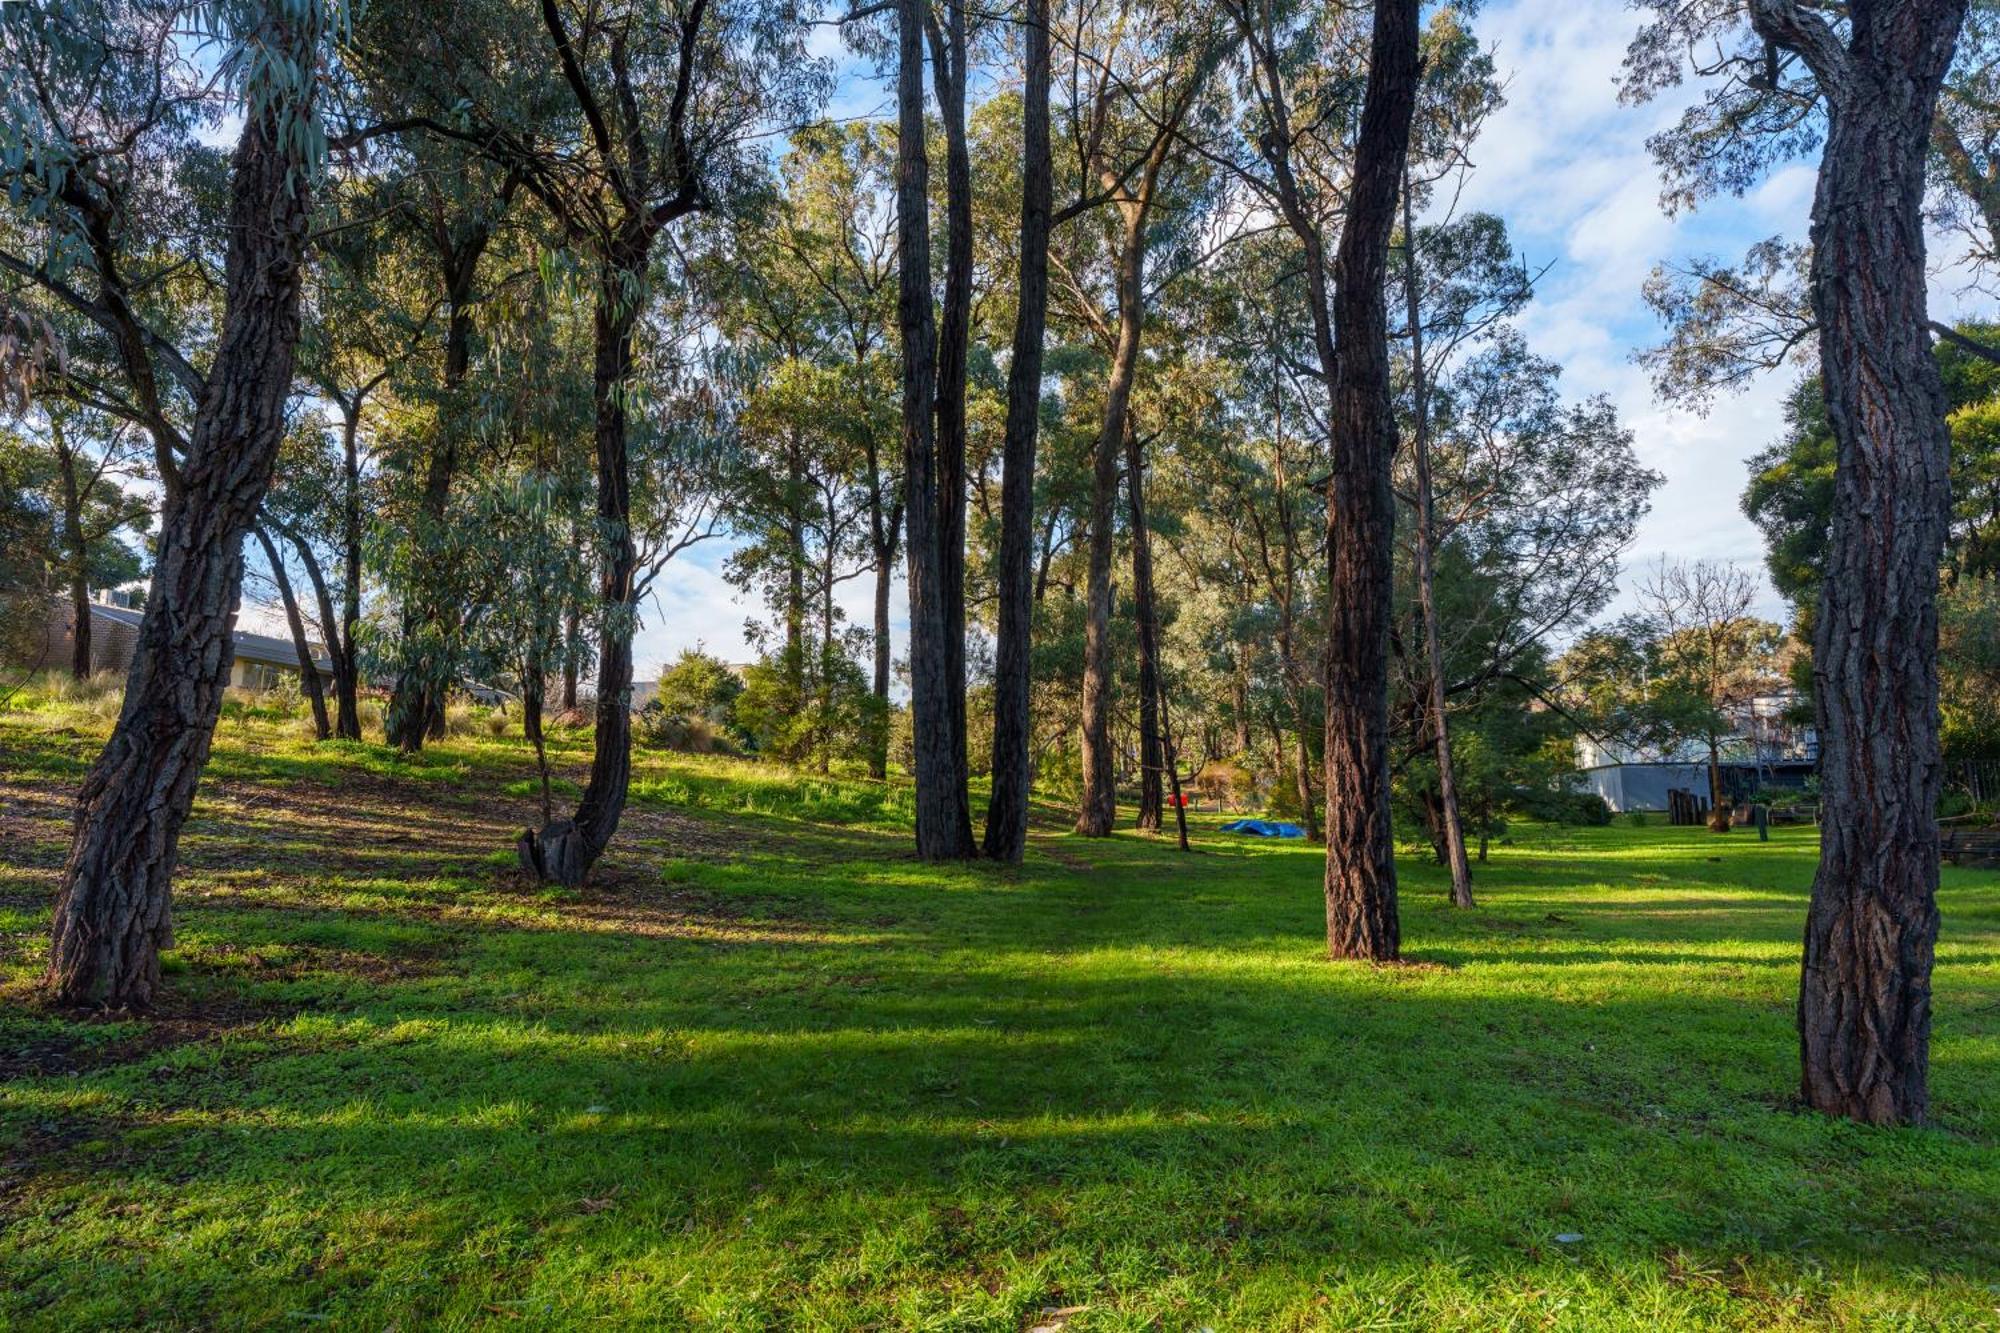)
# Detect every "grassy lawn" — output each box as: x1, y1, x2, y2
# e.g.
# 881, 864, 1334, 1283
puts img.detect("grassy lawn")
2, 702, 1997, 1329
